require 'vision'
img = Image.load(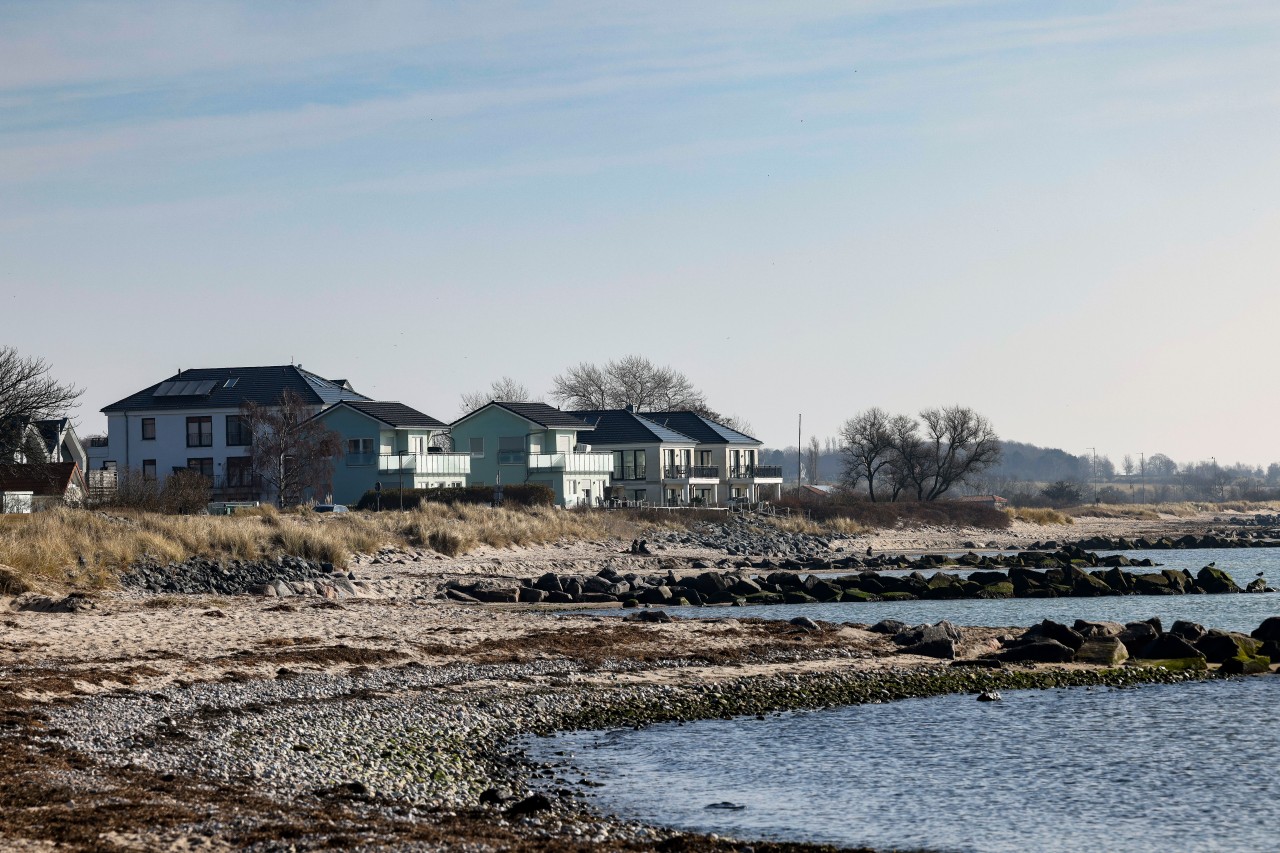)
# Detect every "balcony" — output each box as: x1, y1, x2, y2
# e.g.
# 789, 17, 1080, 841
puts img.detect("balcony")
527, 452, 614, 474
728, 465, 784, 480
663, 465, 720, 481
88, 436, 109, 448
378, 452, 471, 476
